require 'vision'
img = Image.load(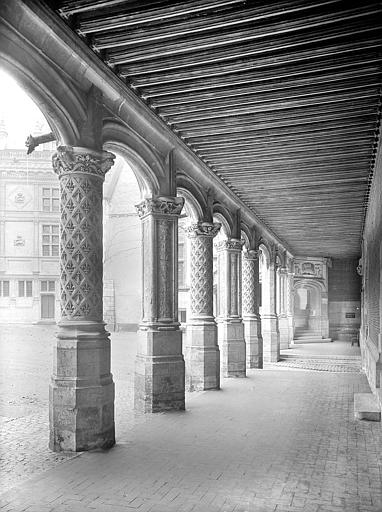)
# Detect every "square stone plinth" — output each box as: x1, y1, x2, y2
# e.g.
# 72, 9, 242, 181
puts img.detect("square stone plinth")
134, 329, 185, 413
